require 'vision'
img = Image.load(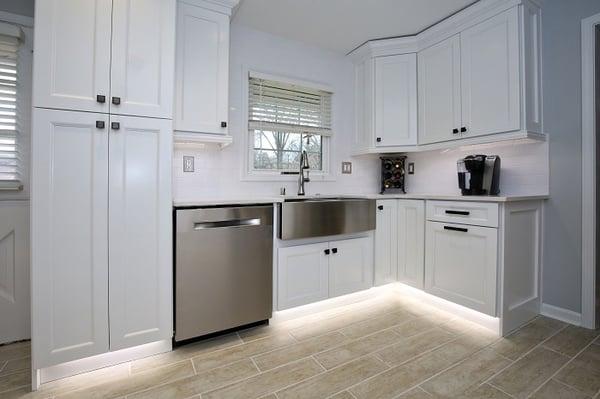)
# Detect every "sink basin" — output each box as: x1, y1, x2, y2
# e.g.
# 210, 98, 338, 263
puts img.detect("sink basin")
278, 197, 376, 240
